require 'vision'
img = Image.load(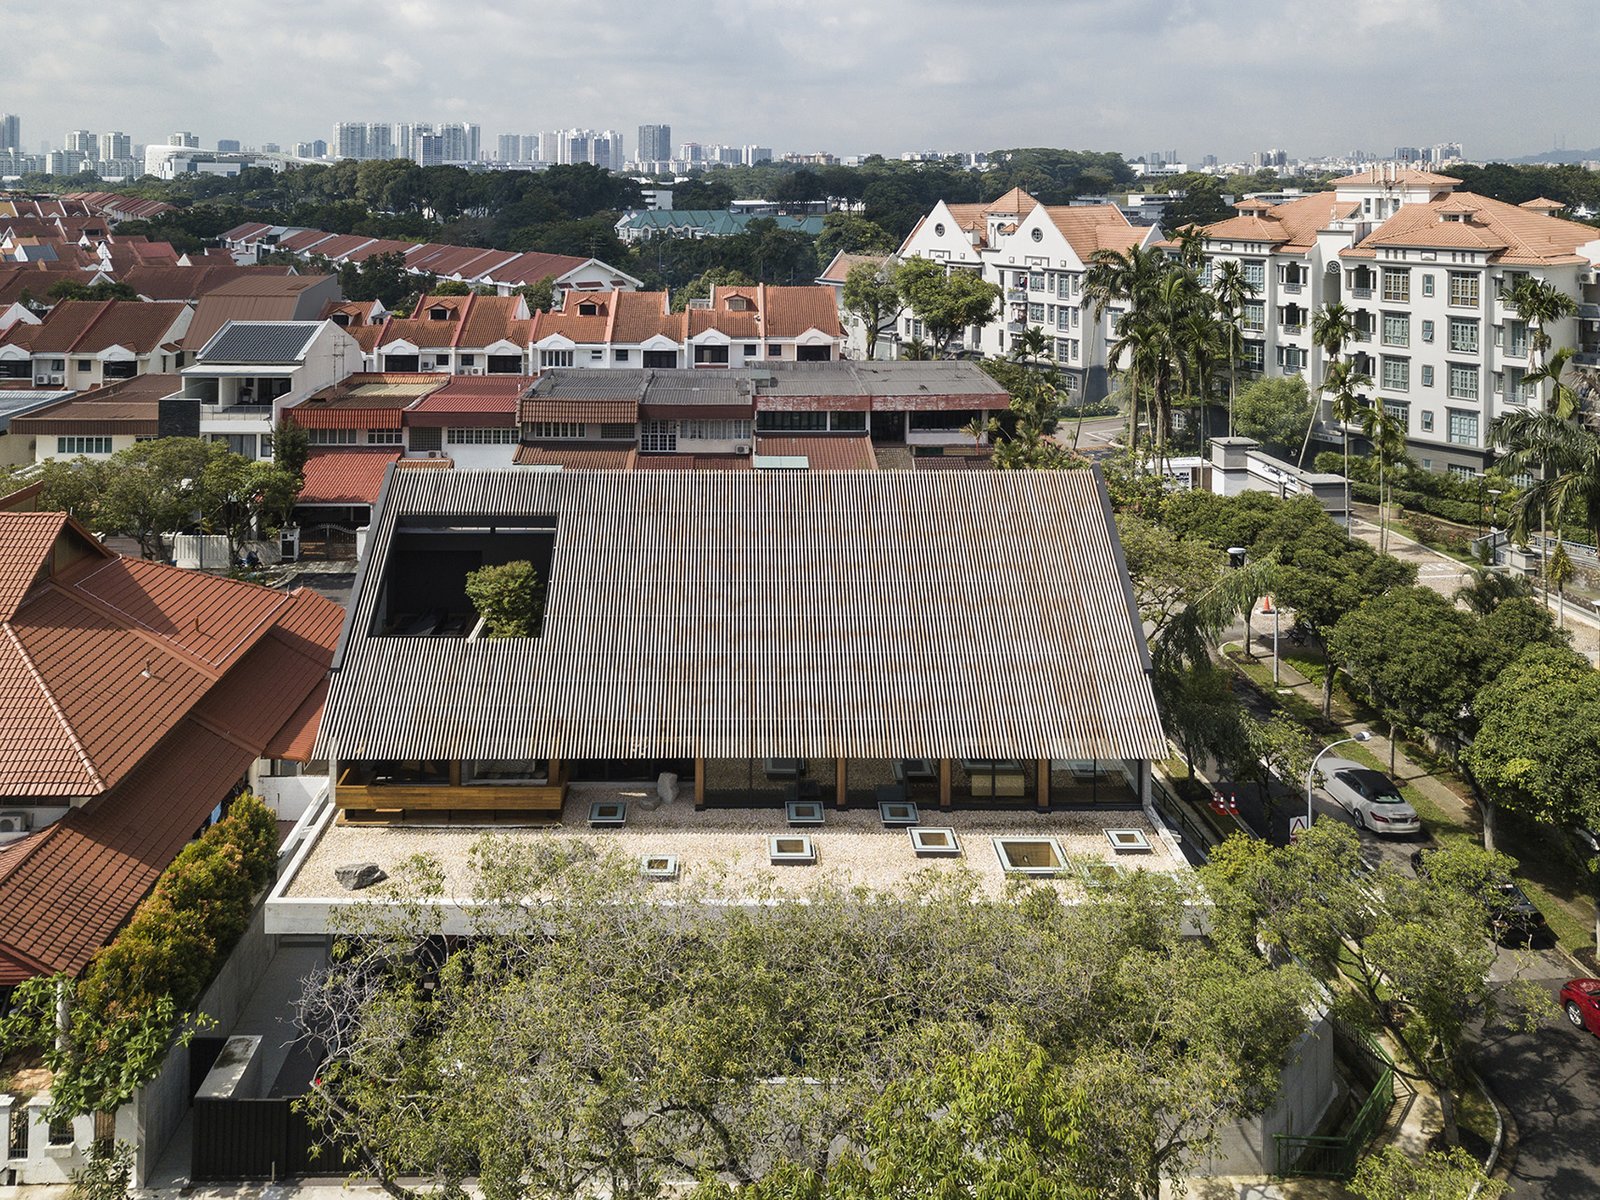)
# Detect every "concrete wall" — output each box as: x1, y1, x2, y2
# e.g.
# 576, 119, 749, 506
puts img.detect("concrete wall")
1196, 1007, 1338, 1177
125, 900, 281, 1185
